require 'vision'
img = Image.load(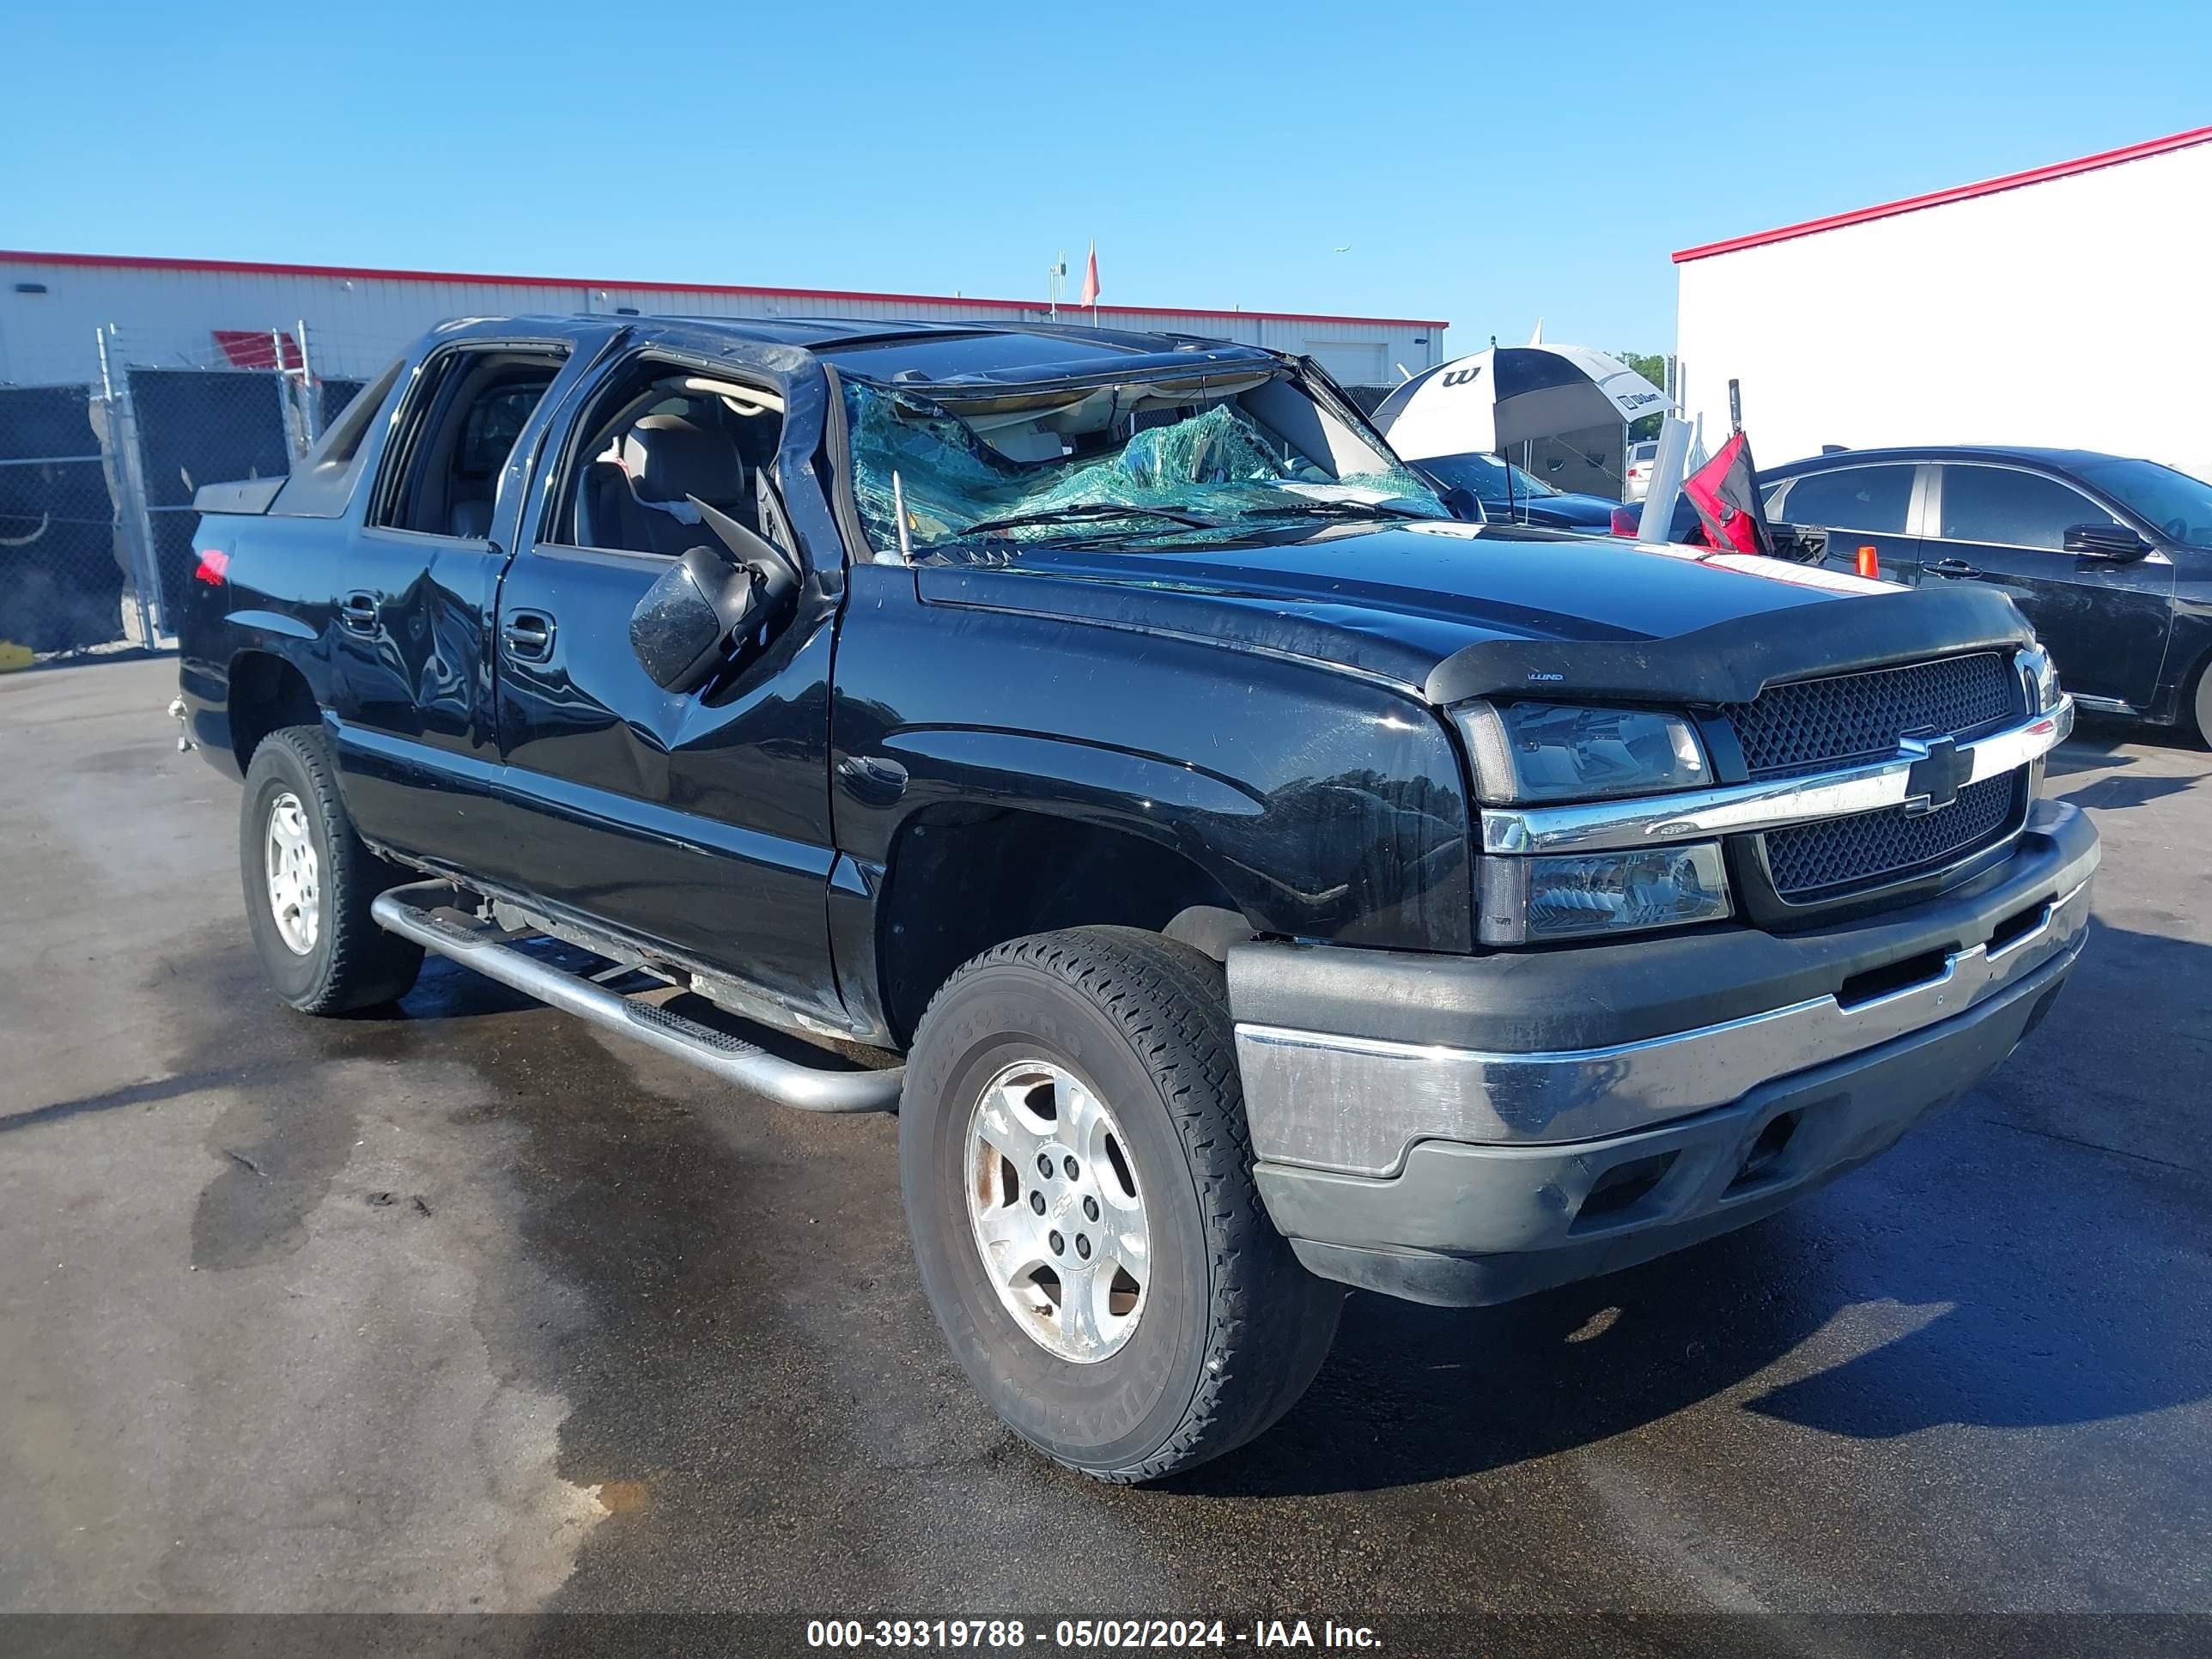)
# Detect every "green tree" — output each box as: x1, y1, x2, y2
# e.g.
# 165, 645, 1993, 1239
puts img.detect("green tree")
1616, 351, 1669, 441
